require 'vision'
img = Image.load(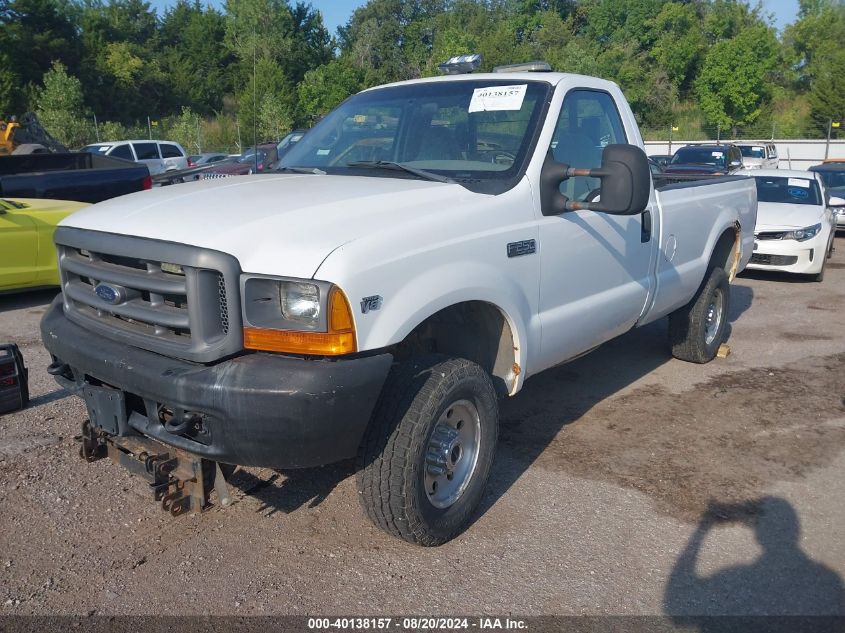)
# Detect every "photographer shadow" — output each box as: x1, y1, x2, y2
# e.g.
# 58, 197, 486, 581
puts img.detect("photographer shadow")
664, 497, 844, 631
228, 461, 352, 517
